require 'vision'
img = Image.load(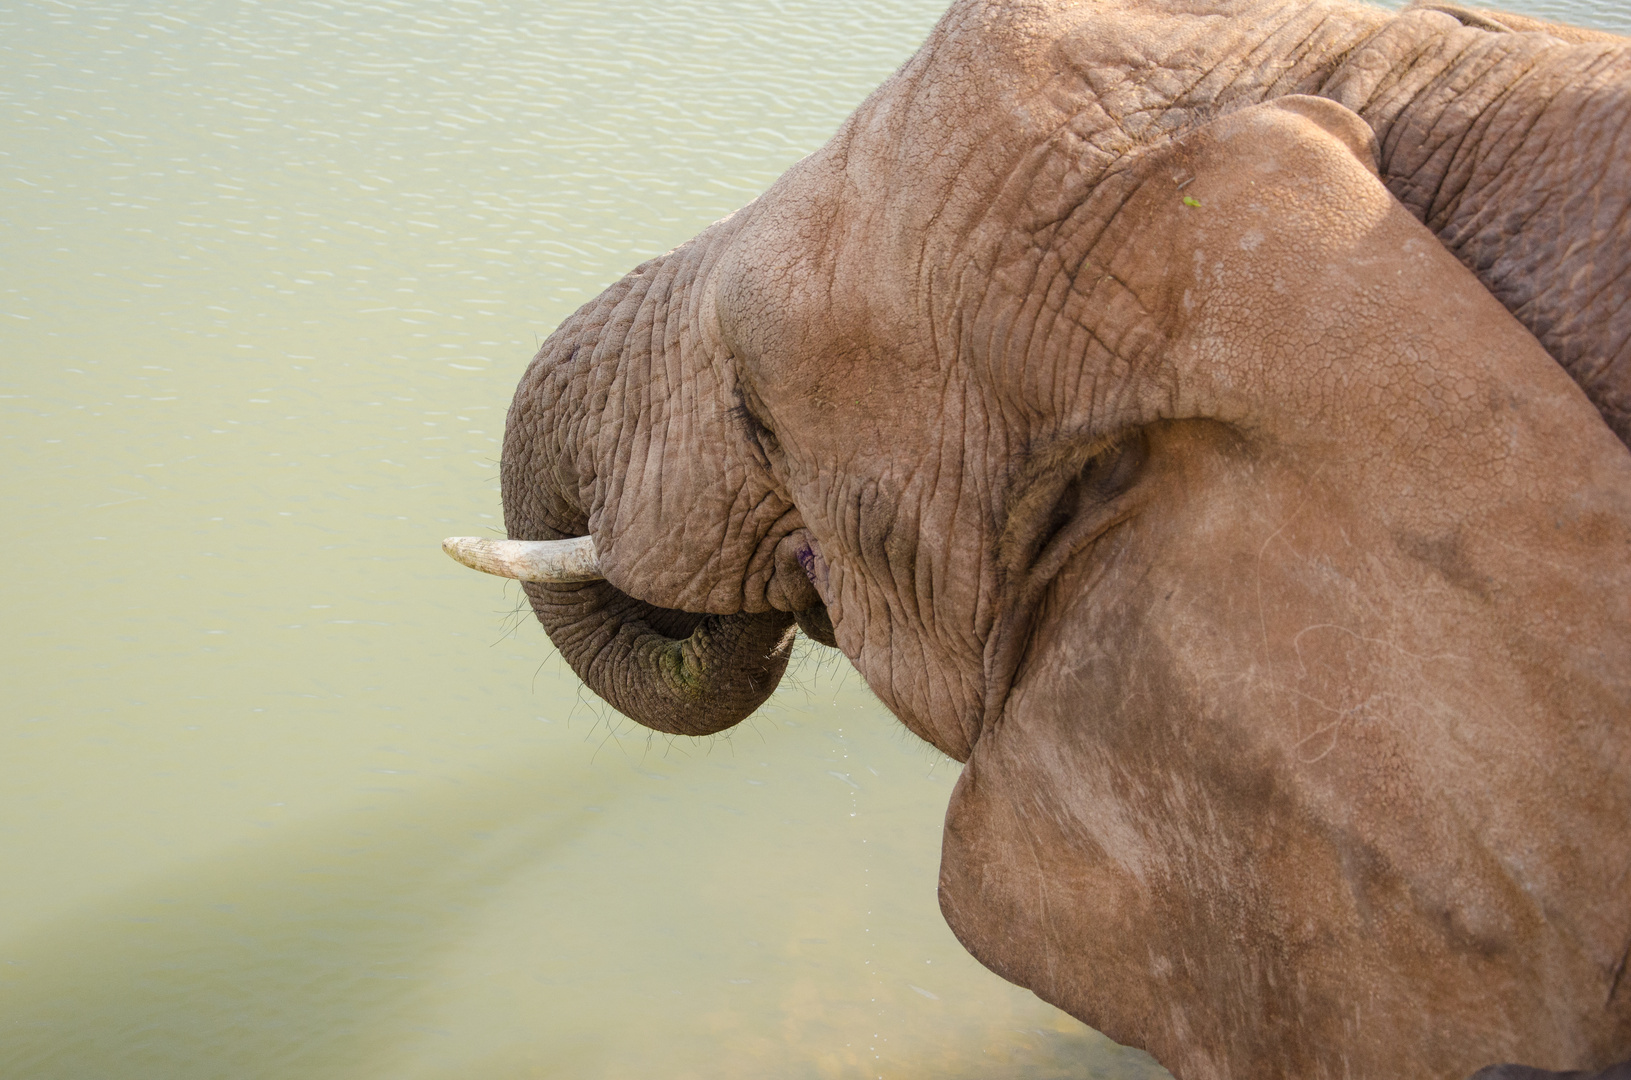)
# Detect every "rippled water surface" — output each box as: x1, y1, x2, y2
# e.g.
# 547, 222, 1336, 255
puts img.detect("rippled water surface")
2, 0, 1623, 1077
